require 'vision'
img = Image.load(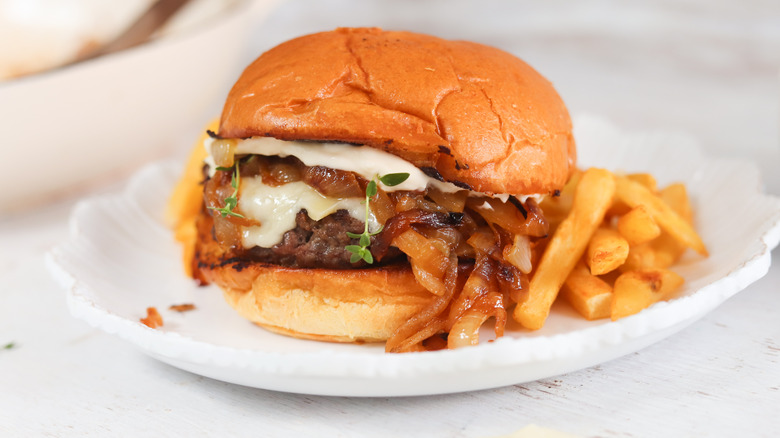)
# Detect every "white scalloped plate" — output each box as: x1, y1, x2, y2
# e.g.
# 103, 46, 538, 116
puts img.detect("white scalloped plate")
47, 115, 780, 396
